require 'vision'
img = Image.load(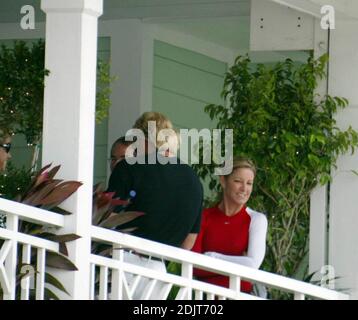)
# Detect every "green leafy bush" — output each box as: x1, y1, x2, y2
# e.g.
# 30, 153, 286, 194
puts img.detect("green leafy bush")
0, 40, 48, 144
0, 40, 115, 144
